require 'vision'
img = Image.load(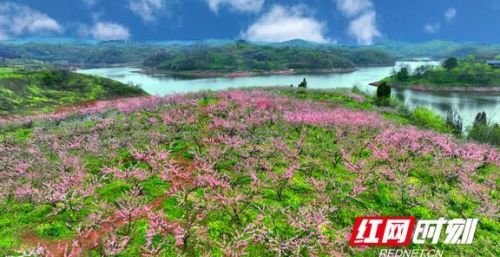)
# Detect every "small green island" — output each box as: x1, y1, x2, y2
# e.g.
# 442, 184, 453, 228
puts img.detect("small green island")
376, 56, 500, 92
0, 67, 146, 116
142, 42, 396, 78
